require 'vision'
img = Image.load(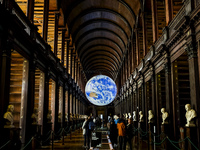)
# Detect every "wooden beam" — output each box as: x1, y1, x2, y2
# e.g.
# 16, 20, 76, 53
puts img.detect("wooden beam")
42, 0, 49, 41
165, 0, 173, 25
151, 0, 158, 43
27, 0, 35, 23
